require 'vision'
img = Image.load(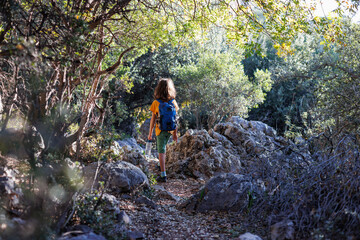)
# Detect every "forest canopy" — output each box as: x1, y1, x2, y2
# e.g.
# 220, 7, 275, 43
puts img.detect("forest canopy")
1, 0, 357, 154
